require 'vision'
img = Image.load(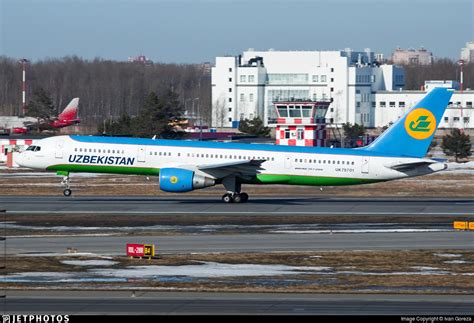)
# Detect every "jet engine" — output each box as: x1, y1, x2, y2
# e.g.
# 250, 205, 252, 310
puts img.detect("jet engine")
159, 168, 215, 192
